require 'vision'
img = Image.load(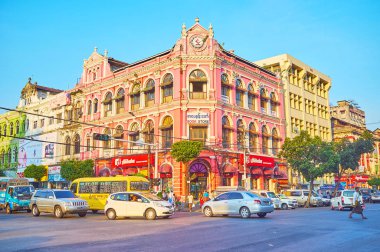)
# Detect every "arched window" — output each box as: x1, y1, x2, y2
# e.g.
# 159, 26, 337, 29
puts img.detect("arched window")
222, 116, 233, 148
161, 116, 173, 148
260, 88, 269, 114
272, 128, 280, 155
13, 147, 18, 162
270, 92, 279, 117
74, 134, 80, 154
237, 119, 245, 150
115, 125, 124, 149
87, 100, 92, 115
129, 123, 140, 147
189, 69, 207, 99
25, 119, 29, 131
10, 123, 14, 135
236, 79, 245, 107
144, 79, 155, 107
65, 137, 71, 155
262, 126, 269, 154
16, 121, 20, 134
116, 89, 125, 114
248, 83, 257, 111
75, 101, 83, 120
143, 120, 154, 144
93, 98, 98, 113
7, 149, 11, 164
103, 92, 113, 116
249, 123, 258, 152
130, 84, 140, 110
161, 73, 173, 103
103, 128, 111, 149
221, 73, 231, 103
86, 134, 91, 152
